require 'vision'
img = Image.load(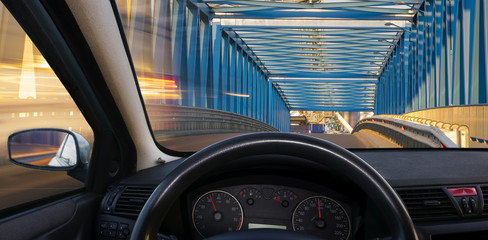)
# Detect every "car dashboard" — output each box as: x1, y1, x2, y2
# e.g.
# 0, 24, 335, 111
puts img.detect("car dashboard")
186, 177, 357, 240
97, 149, 488, 240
